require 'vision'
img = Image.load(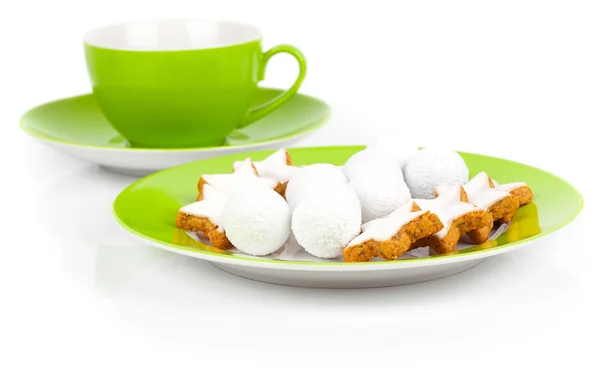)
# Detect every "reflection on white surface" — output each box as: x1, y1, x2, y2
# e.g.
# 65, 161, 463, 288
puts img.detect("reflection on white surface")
39, 165, 173, 295
113, 245, 575, 340
94, 244, 171, 297
38, 165, 136, 244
